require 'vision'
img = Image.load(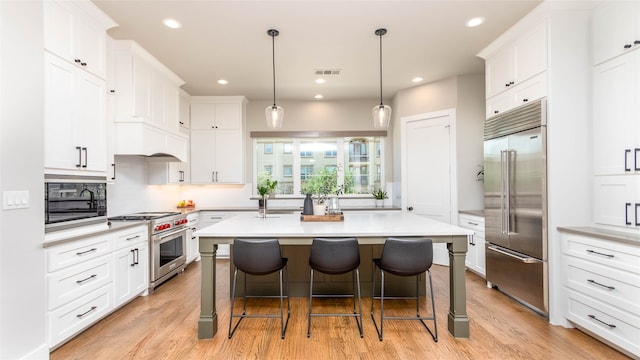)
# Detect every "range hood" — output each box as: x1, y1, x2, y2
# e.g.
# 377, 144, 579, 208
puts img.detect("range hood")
113, 122, 187, 162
